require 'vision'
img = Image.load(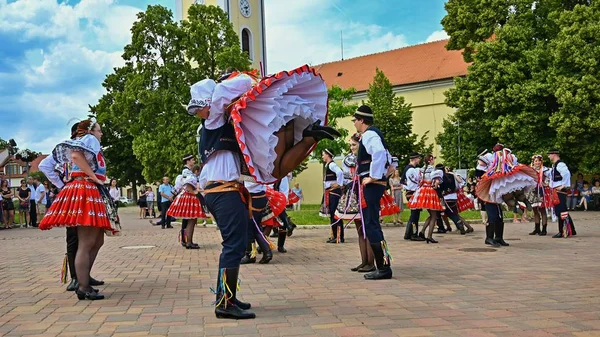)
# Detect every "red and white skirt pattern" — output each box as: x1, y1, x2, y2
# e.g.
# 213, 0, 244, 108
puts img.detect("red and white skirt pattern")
167, 191, 207, 219
262, 188, 287, 227
476, 164, 538, 204
456, 190, 475, 213
288, 191, 300, 205
379, 191, 401, 216
407, 182, 444, 211
39, 180, 113, 231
